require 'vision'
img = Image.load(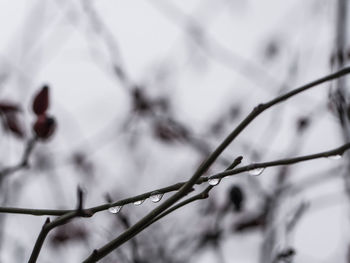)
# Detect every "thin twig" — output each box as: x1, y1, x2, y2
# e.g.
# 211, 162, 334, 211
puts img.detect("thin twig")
28, 211, 78, 263
0, 207, 69, 216
286, 201, 309, 232
145, 156, 243, 229
0, 137, 37, 178
28, 187, 90, 262
210, 142, 350, 180
0, 179, 208, 217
